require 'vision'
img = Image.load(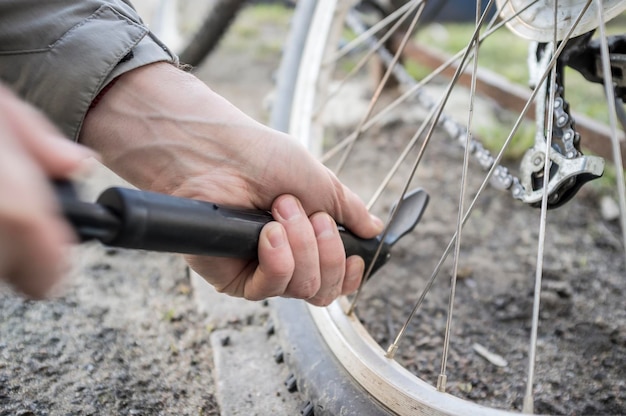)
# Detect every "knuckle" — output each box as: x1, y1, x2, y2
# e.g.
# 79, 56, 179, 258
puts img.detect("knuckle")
322, 250, 345, 270
288, 275, 321, 300
306, 280, 343, 307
